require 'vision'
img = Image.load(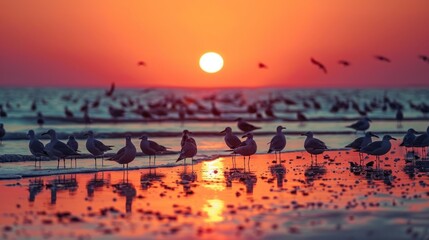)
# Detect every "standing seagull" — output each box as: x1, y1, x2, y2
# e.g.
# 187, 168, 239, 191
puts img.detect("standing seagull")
413, 126, 429, 158
0, 123, 5, 144
268, 126, 287, 162
85, 130, 113, 167
345, 132, 379, 165
42, 129, 80, 168
236, 118, 261, 132
232, 132, 257, 172
310, 58, 327, 74
346, 117, 371, 133
108, 135, 136, 169
67, 135, 79, 167
220, 127, 242, 168
400, 128, 418, 153
360, 135, 396, 169
177, 137, 198, 171
27, 130, 47, 167
302, 131, 328, 166
139, 135, 168, 168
